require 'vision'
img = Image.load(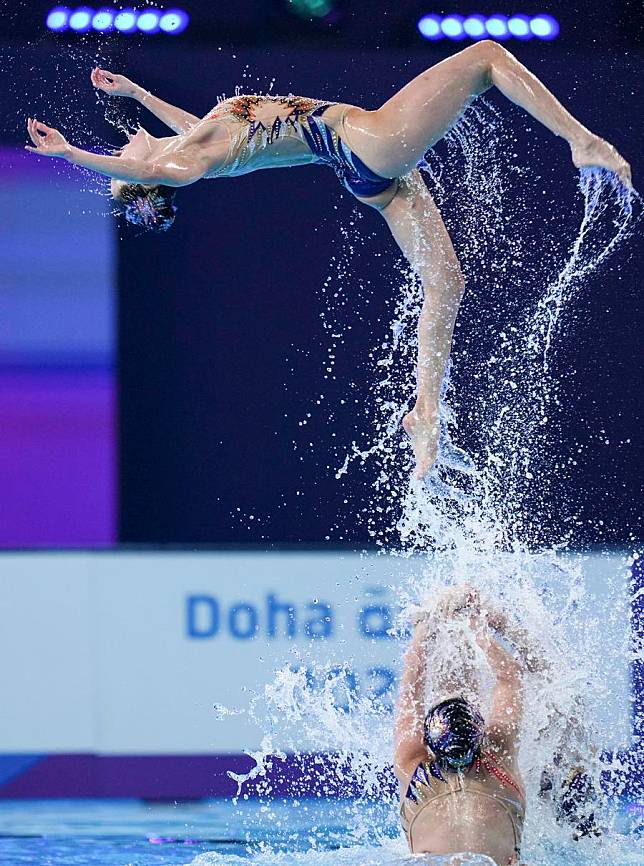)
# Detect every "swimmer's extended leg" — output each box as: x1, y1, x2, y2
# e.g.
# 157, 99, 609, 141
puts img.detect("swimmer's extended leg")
343, 41, 631, 186
359, 171, 465, 479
